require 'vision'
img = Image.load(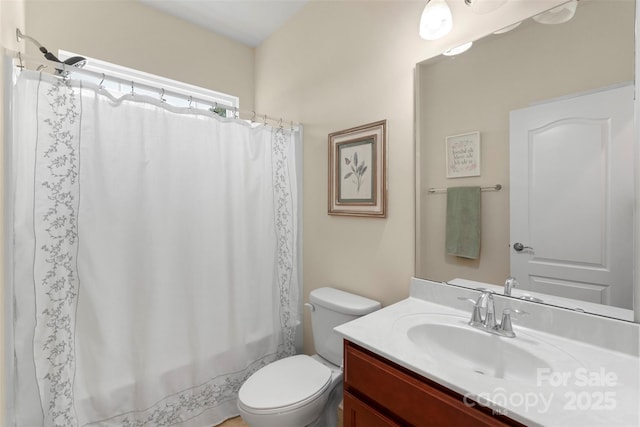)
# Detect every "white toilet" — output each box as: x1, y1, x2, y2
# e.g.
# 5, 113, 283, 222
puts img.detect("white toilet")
237, 287, 381, 427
